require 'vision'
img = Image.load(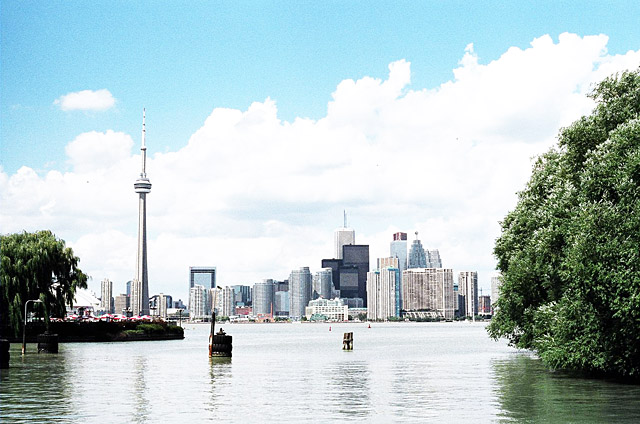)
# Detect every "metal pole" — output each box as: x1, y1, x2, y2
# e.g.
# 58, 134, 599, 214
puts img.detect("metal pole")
22, 299, 42, 355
